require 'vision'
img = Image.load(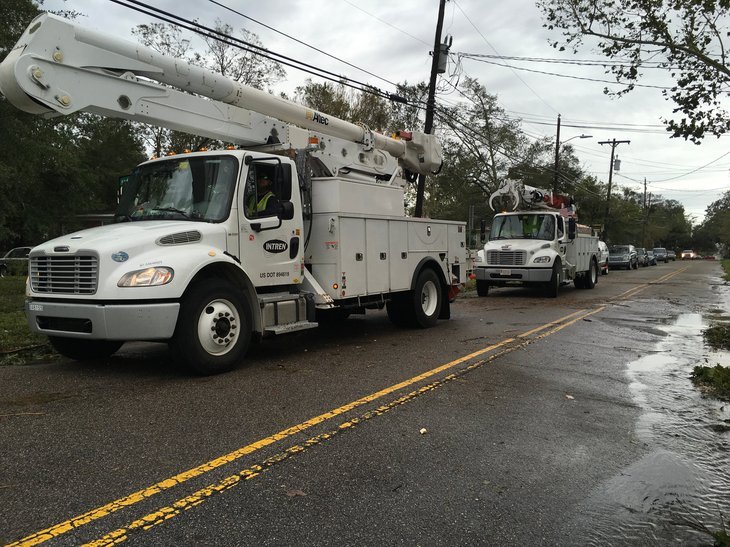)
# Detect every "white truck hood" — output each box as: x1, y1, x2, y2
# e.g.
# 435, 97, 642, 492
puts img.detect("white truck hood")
31, 221, 228, 257
484, 239, 552, 254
